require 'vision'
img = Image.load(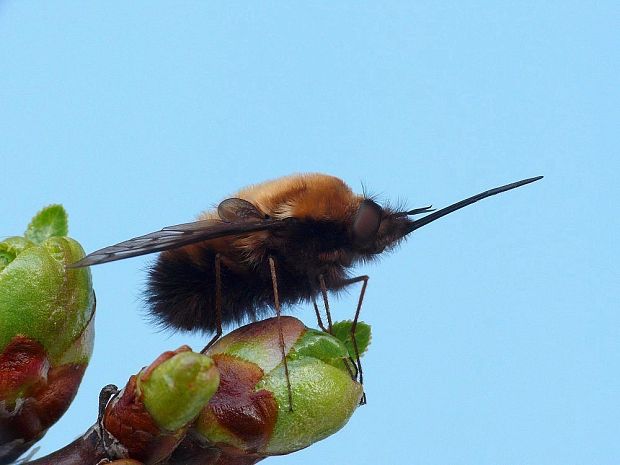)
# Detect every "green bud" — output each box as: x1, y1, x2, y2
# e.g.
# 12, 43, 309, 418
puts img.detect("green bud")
0, 205, 94, 364
0, 205, 95, 464
197, 316, 369, 456
258, 355, 362, 454
260, 326, 363, 454
138, 351, 220, 432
